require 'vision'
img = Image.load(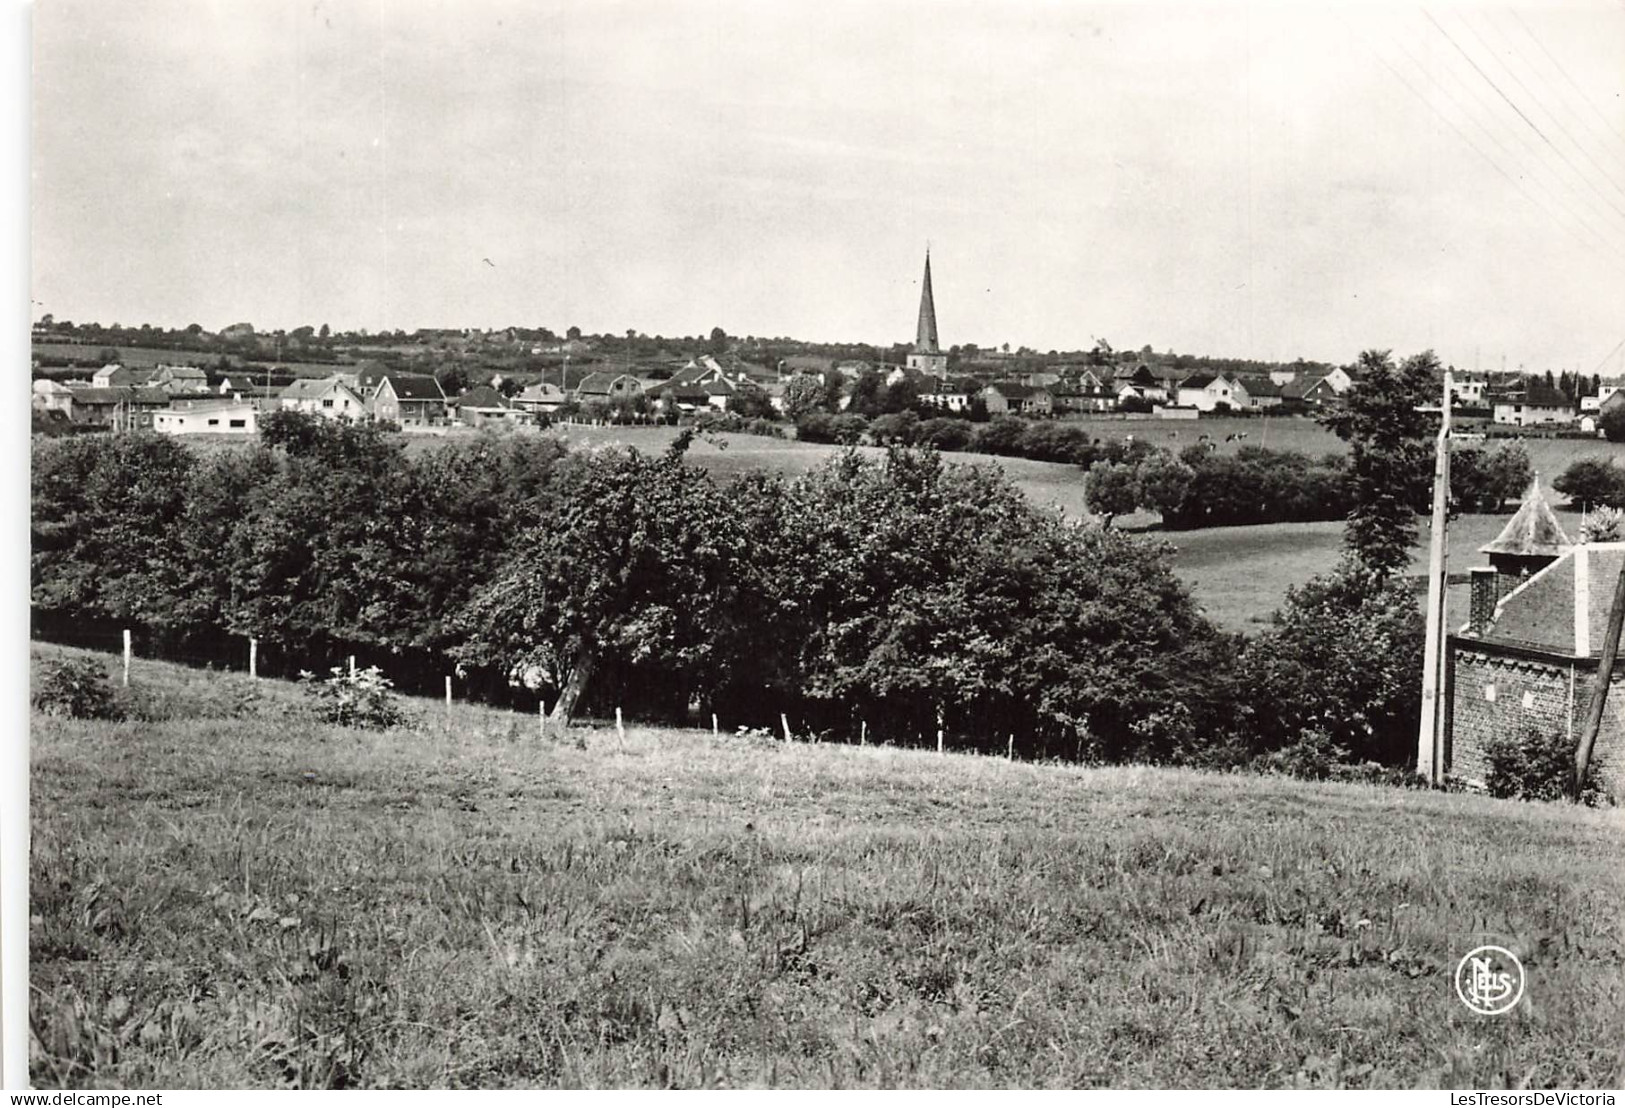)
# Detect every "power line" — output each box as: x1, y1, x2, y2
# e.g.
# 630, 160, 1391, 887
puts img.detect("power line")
1374, 17, 1625, 259
1457, 8, 1625, 212
1422, 8, 1625, 235
1344, 21, 1625, 270
1590, 338, 1625, 377
1484, 6, 1625, 195
1508, 8, 1625, 153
